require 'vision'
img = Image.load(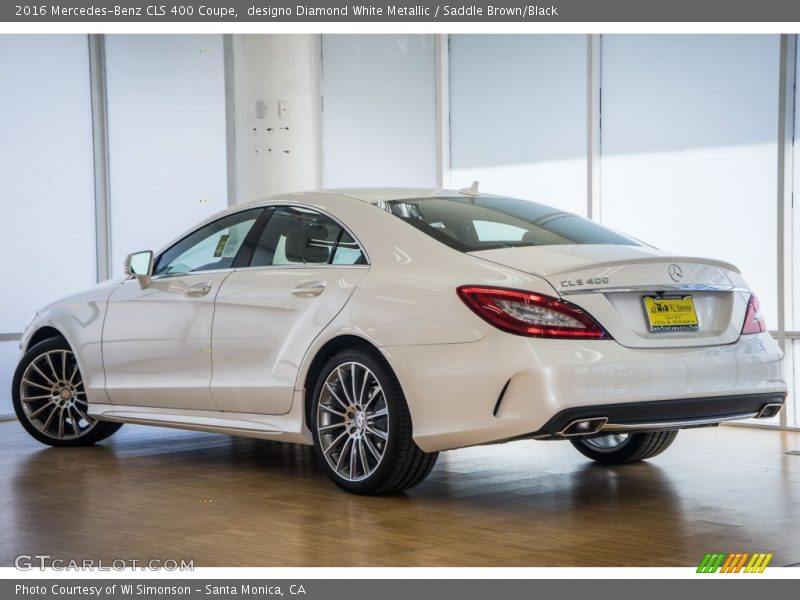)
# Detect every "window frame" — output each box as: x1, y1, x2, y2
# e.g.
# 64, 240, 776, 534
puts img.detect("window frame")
236, 203, 370, 270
